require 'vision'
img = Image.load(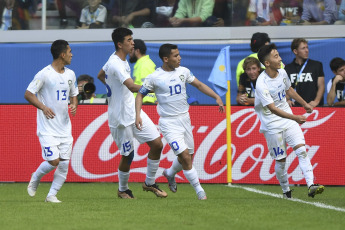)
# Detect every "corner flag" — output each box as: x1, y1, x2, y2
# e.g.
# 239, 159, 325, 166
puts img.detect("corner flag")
208, 46, 231, 96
